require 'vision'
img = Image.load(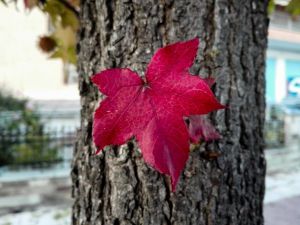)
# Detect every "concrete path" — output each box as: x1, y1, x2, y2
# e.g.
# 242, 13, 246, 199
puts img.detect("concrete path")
265, 195, 300, 225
